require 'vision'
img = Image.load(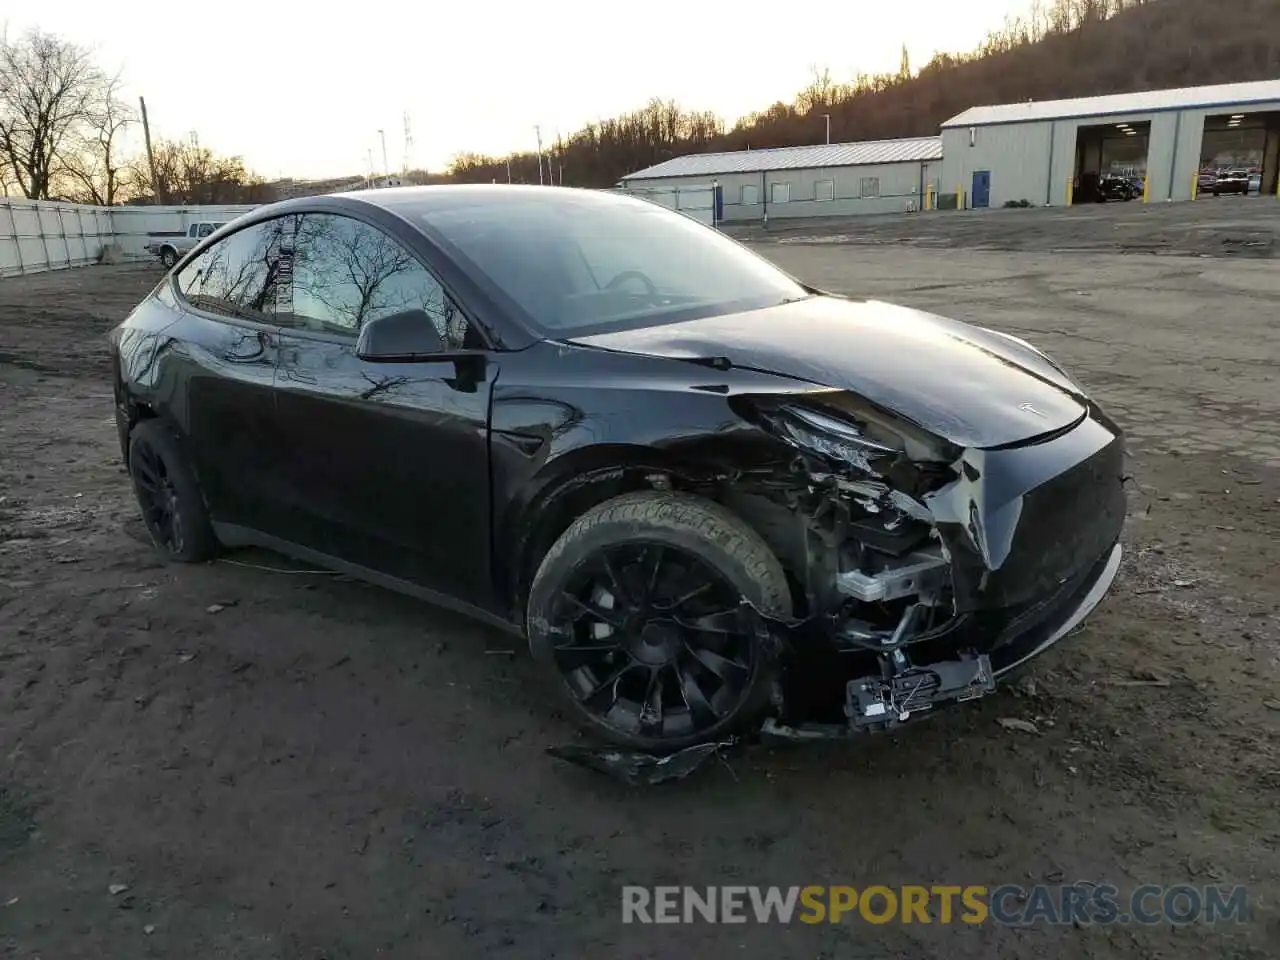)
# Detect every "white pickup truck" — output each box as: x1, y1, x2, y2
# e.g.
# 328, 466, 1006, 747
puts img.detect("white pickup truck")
145, 221, 228, 267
